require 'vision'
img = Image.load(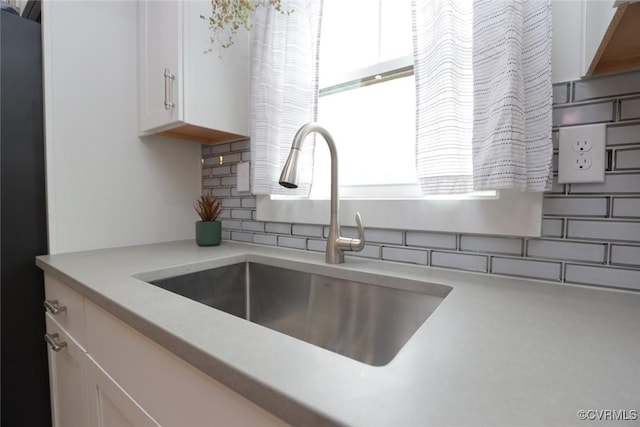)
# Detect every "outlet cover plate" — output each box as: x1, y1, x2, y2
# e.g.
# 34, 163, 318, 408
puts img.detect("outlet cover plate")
237, 162, 251, 192
558, 124, 606, 184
